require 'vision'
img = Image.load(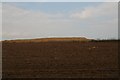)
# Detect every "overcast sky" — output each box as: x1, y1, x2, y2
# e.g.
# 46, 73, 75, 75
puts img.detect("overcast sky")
2, 2, 118, 40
